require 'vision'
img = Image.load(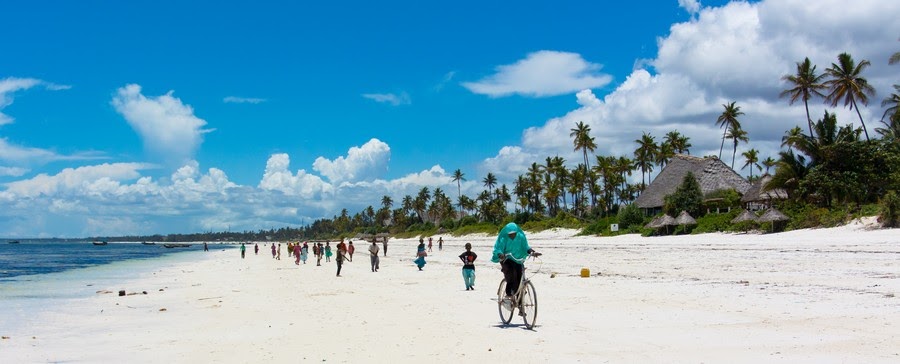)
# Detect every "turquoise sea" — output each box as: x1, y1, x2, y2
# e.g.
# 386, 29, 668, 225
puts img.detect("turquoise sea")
0, 242, 230, 333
